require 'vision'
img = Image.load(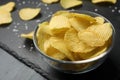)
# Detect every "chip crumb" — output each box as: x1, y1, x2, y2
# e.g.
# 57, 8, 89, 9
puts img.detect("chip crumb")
22, 45, 26, 48
114, 7, 117, 10
112, 9, 115, 12
46, 7, 49, 10
25, 25, 28, 30
17, 23, 20, 25
36, 20, 41, 23
94, 8, 98, 12
13, 29, 19, 32
44, 4, 48, 6
7, 27, 10, 29
118, 10, 120, 13
22, 1, 26, 4
18, 45, 22, 49
14, 25, 17, 28
29, 46, 34, 51
37, 3, 41, 7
